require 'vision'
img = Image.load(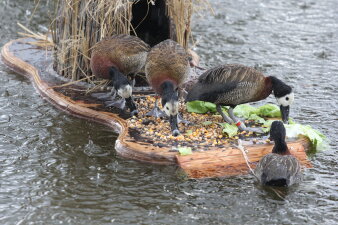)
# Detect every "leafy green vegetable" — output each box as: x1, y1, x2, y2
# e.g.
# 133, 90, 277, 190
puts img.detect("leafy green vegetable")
185, 101, 328, 151
284, 124, 328, 151
234, 104, 281, 118
247, 114, 266, 124
185, 130, 193, 135
258, 104, 281, 117
234, 104, 259, 118
202, 121, 213, 126
258, 121, 328, 150
186, 101, 217, 113
178, 147, 193, 156
219, 123, 238, 137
